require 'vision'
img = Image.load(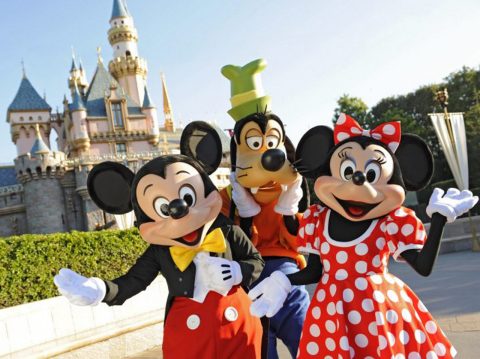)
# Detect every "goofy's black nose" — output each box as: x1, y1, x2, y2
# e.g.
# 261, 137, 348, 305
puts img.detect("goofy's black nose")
261, 149, 286, 172
168, 199, 189, 219
352, 171, 366, 186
